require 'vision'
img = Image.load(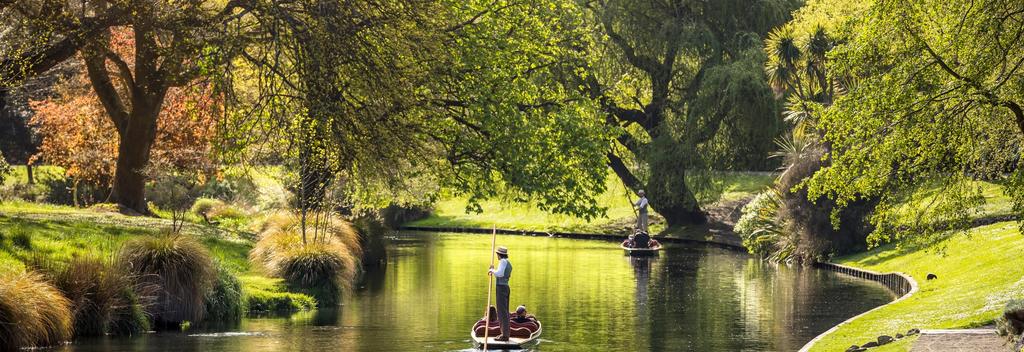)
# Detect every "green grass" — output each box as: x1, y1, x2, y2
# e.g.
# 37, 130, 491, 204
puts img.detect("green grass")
891, 180, 1014, 224
809, 221, 1024, 352
407, 171, 775, 233
0, 165, 65, 186
0, 200, 315, 313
